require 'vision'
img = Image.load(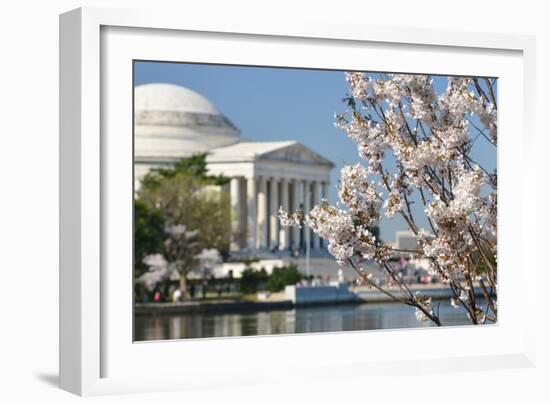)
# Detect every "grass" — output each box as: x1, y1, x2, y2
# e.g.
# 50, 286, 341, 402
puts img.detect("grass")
188, 291, 258, 302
